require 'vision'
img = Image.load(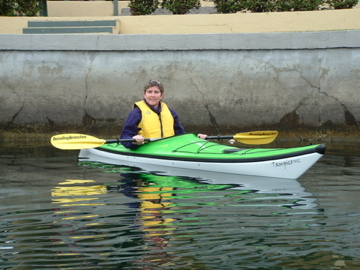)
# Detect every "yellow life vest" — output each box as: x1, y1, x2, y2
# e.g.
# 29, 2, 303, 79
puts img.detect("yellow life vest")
135, 100, 175, 138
